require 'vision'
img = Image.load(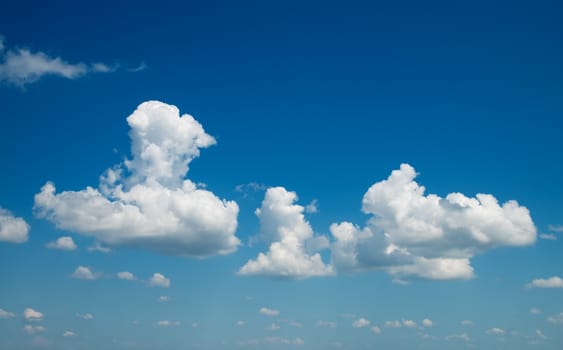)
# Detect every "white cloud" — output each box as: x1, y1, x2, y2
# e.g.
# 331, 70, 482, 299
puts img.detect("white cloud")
536, 329, 547, 340
128, 62, 148, 73
238, 187, 333, 279
460, 320, 473, 326
486, 327, 505, 335
235, 320, 246, 326
548, 224, 563, 232
23, 325, 45, 334
148, 273, 170, 288
422, 318, 433, 327
259, 307, 280, 317
527, 276, 563, 288
191, 322, 198, 328
76, 313, 93, 320
157, 296, 170, 303
0, 308, 15, 318
352, 318, 370, 328
46, 236, 77, 250
402, 319, 417, 327
530, 308, 541, 315
0, 207, 29, 243
34, 101, 240, 258
384, 320, 402, 328
266, 323, 280, 331
117, 271, 136, 281
304, 199, 319, 214
63, 330, 76, 338
539, 233, 557, 240
547, 312, 563, 324
88, 242, 111, 253
330, 164, 536, 280
156, 320, 181, 327
235, 182, 267, 197
71, 266, 99, 280
371, 326, 381, 334
445, 333, 470, 342
316, 320, 336, 328
239, 337, 304, 346
24, 308, 43, 321
0, 36, 132, 87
